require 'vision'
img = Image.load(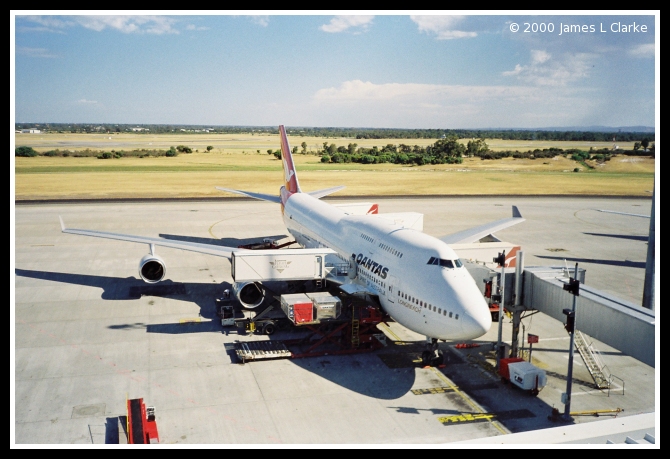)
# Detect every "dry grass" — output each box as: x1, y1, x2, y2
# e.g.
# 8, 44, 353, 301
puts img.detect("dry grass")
13, 134, 655, 200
